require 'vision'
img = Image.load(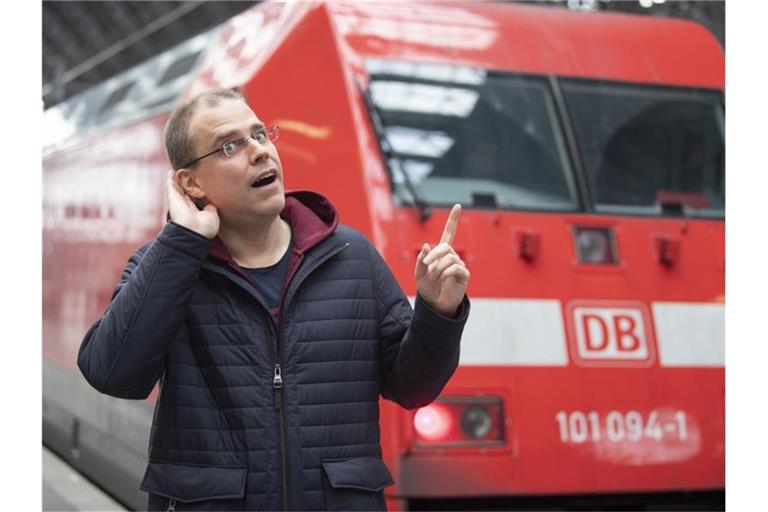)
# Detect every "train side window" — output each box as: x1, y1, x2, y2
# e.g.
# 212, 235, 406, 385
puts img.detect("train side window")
365, 60, 578, 212
157, 50, 202, 86
561, 80, 724, 218
98, 82, 135, 114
